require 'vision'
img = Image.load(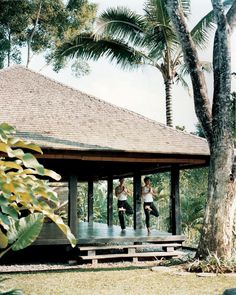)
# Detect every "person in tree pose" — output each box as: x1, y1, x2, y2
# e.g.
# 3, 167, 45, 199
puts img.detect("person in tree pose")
115, 178, 133, 231
142, 176, 159, 234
